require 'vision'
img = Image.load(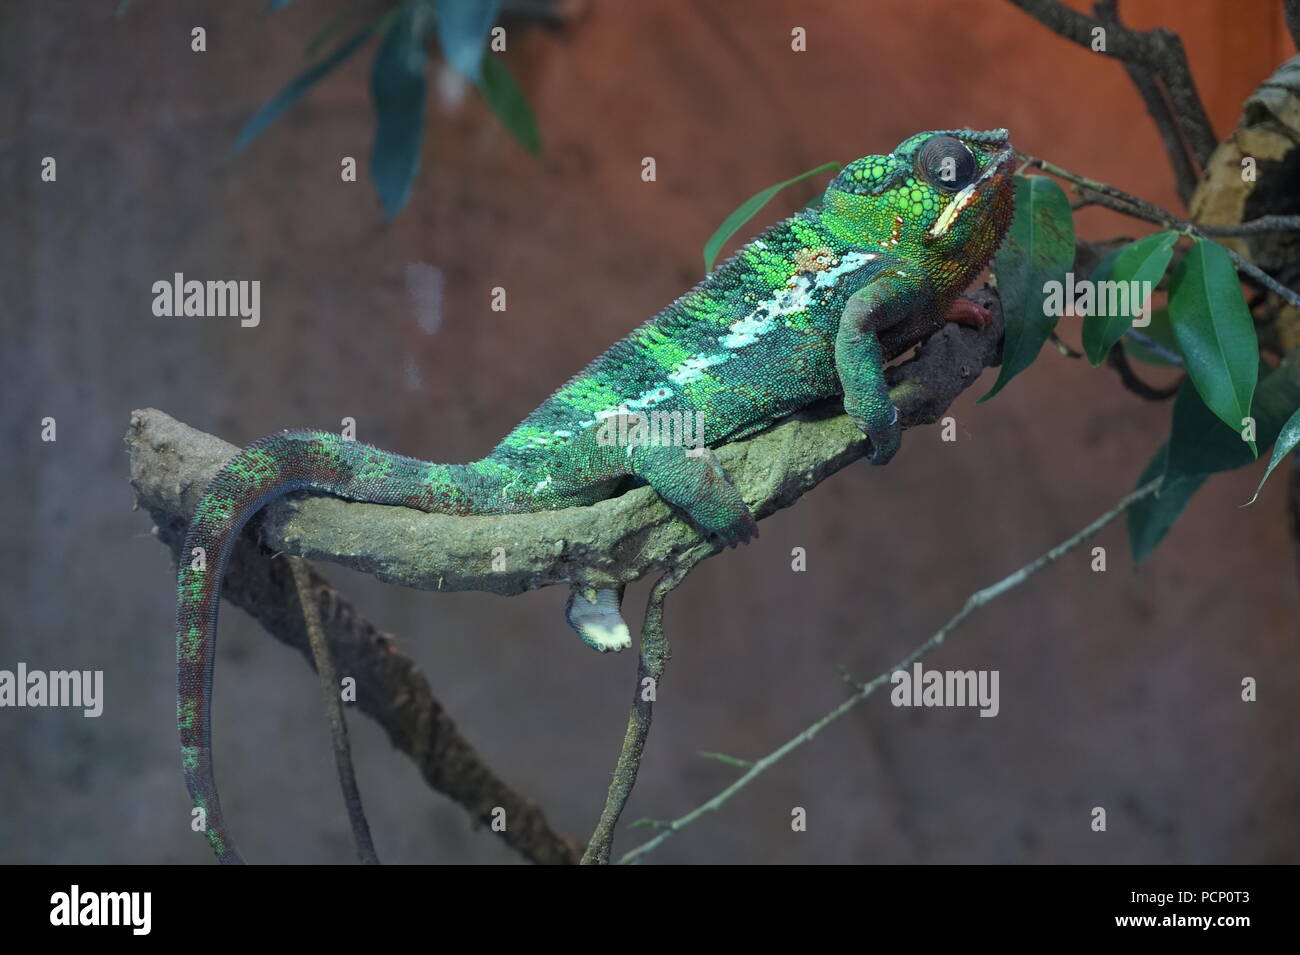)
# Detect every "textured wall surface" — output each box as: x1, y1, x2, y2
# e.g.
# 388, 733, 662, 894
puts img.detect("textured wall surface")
1, 0, 1295, 864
